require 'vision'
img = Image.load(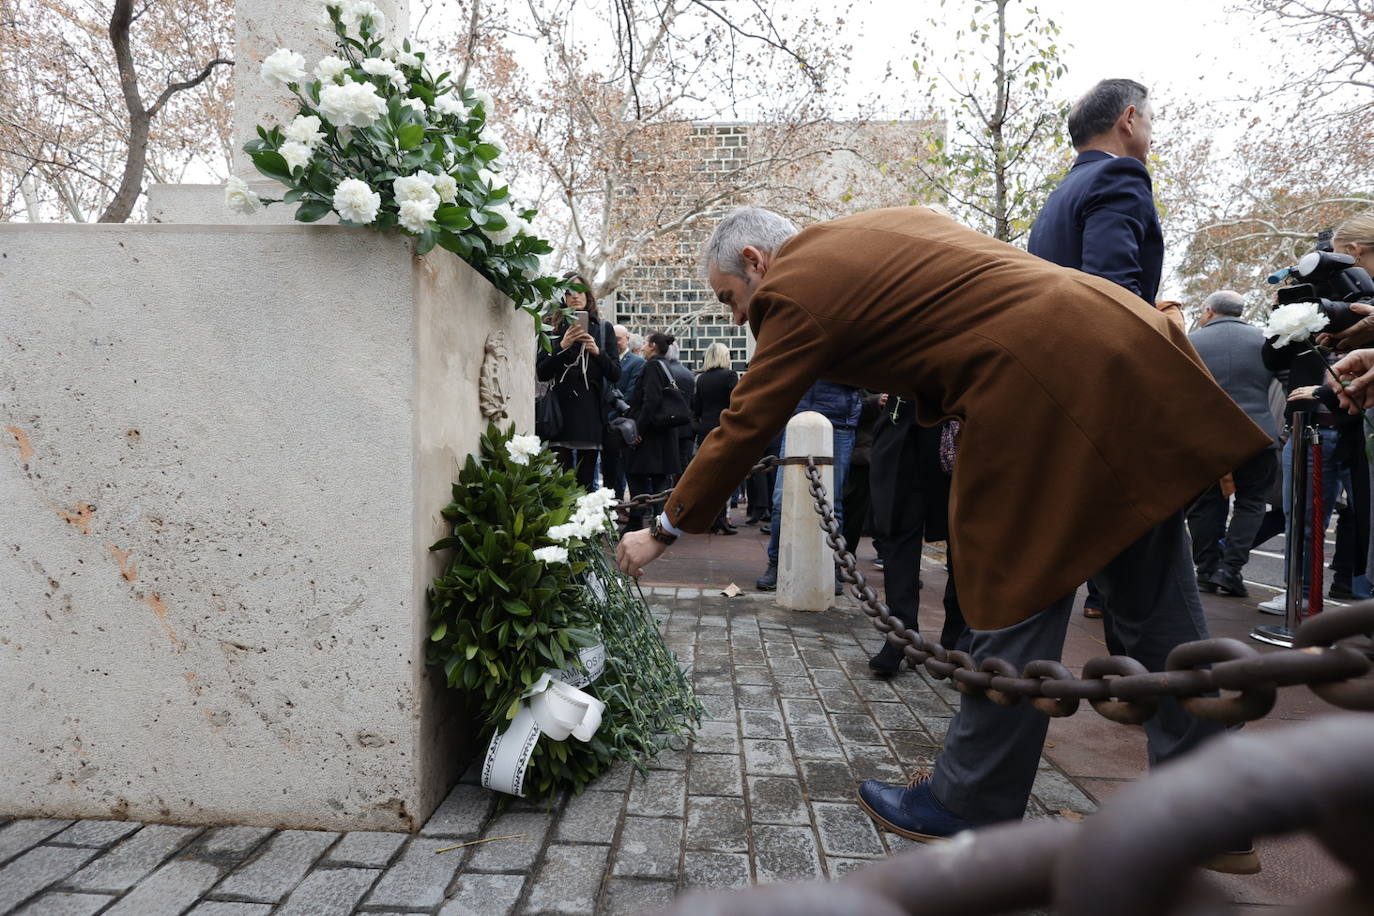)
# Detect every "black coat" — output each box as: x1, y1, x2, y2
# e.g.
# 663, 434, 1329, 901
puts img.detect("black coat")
535, 319, 620, 445
869, 397, 949, 542
692, 367, 739, 444
666, 359, 696, 445
626, 356, 684, 476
